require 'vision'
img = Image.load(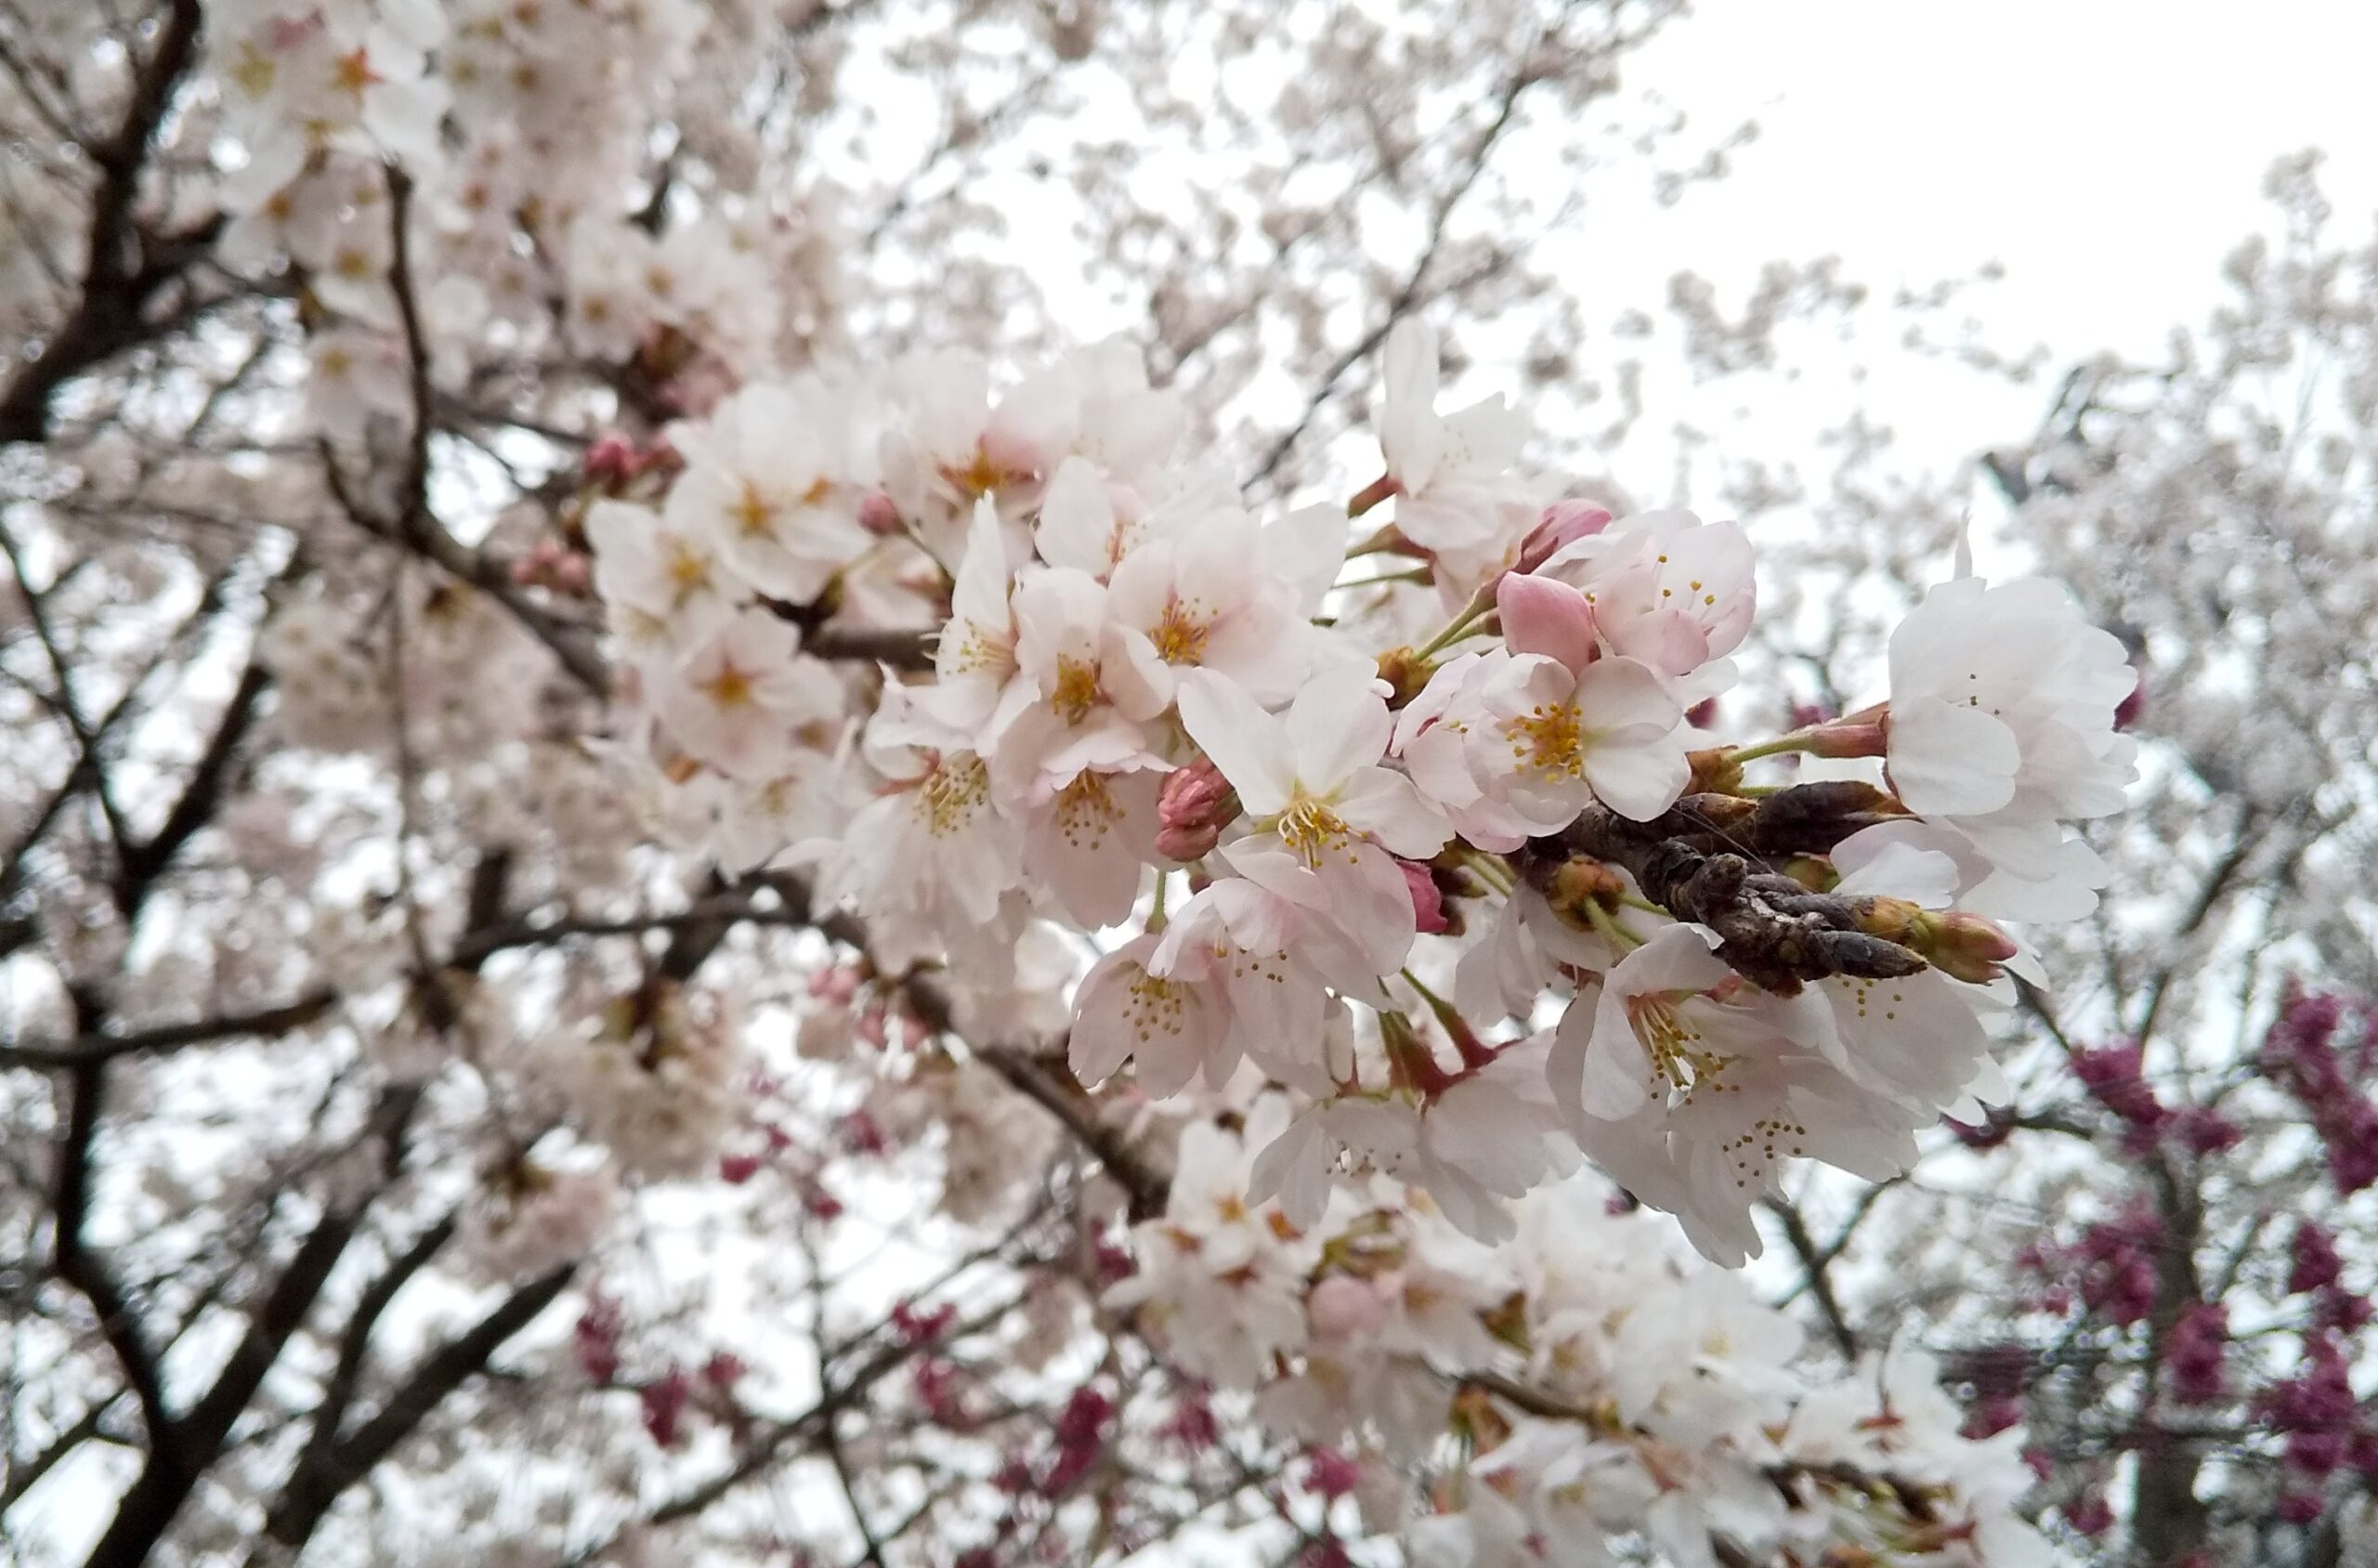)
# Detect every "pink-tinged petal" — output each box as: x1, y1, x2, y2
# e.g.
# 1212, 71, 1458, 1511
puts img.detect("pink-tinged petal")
1248, 1109, 1332, 1228
1578, 983, 1656, 1121
1401, 725, 1483, 811
1544, 989, 1599, 1131
1613, 922, 1731, 994
1287, 667, 1392, 791
1496, 572, 1599, 673
1886, 694, 2020, 817
1175, 670, 1294, 814
1027, 770, 1159, 929
1097, 621, 1171, 724
1034, 456, 1120, 576
1378, 318, 1443, 490
1579, 732, 1690, 822
1574, 655, 1682, 733
1334, 766, 1452, 859
1517, 500, 1614, 572
1601, 605, 1712, 679
1829, 822, 1966, 906
1261, 503, 1351, 616
1310, 842, 1419, 978
1071, 936, 1219, 1091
